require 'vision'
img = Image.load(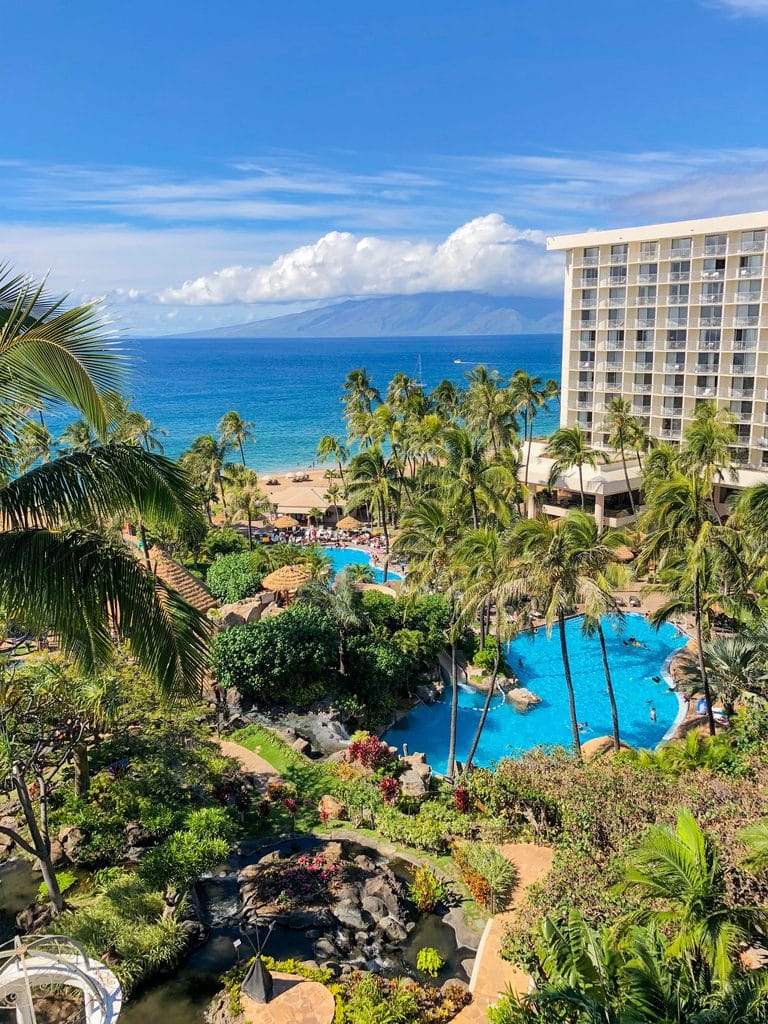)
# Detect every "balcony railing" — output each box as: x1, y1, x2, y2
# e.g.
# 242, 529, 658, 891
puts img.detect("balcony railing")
738, 265, 762, 278
695, 363, 720, 373
662, 384, 685, 395
632, 382, 652, 393
575, 298, 597, 308
634, 338, 655, 349
636, 295, 657, 306
633, 361, 654, 371
699, 340, 721, 351
697, 243, 728, 256
668, 271, 690, 282
734, 339, 757, 350
602, 274, 627, 286
730, 386, 755, 398
605, 339, 624, 350
601, 319, 626, 329
634, 317, 656, 328
695, 386, 718, 397
700, 269, 724, 281
661, 406, 683, 417
578, 360, 595, 369
734, 315, 760, 327
663, 362, 685, 372
662, 248, 693, 260
666, 316, 688, 327
636, 273, 658, 284
575, 401, 593, 410
631, 404, 650, 415
574, 254, 599, 266
757, 437, 768, 449
698, 316, 723, 327
610, 252, 628, 264
667, 338, 687, 349
660, 428, 682, 439
737, 241, 765, 253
